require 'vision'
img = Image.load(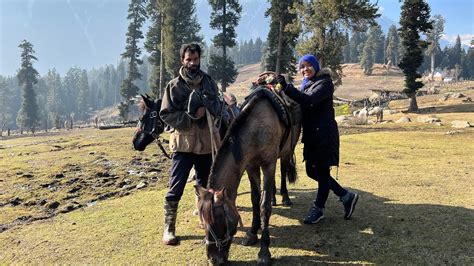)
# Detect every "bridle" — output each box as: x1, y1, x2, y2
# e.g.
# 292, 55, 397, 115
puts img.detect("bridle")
204, 203, 236, 251
137, 108, 171, 159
